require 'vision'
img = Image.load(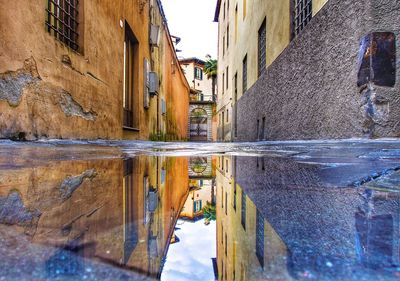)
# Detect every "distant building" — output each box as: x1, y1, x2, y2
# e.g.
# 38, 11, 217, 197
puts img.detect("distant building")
0, 0, 189, 141
214, 0, 400, 141
180, 58, 218, 141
